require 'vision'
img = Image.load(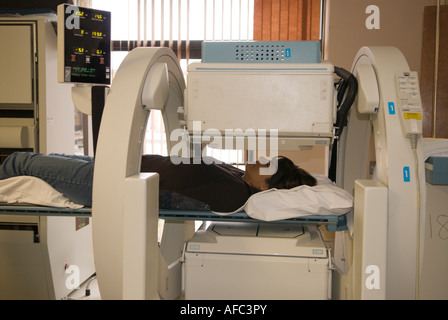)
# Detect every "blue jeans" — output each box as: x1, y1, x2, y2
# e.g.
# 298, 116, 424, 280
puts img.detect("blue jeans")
0, 152, 94, 206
